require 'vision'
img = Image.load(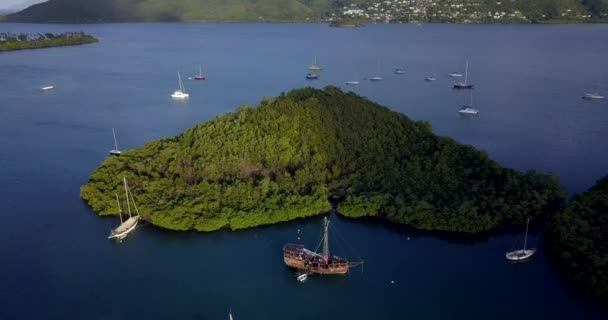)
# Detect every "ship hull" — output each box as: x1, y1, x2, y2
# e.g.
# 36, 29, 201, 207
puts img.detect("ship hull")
283, 243, 350, 275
